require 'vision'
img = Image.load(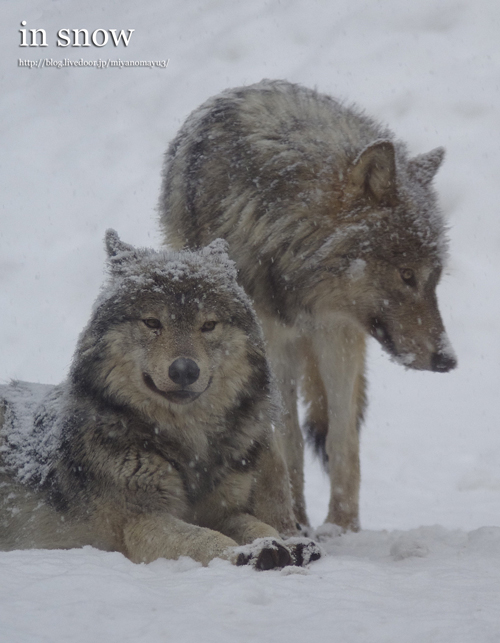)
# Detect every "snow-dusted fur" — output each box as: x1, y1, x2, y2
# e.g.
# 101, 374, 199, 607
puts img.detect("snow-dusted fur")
0, 230, 320, 569
159, 79, 457, 531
